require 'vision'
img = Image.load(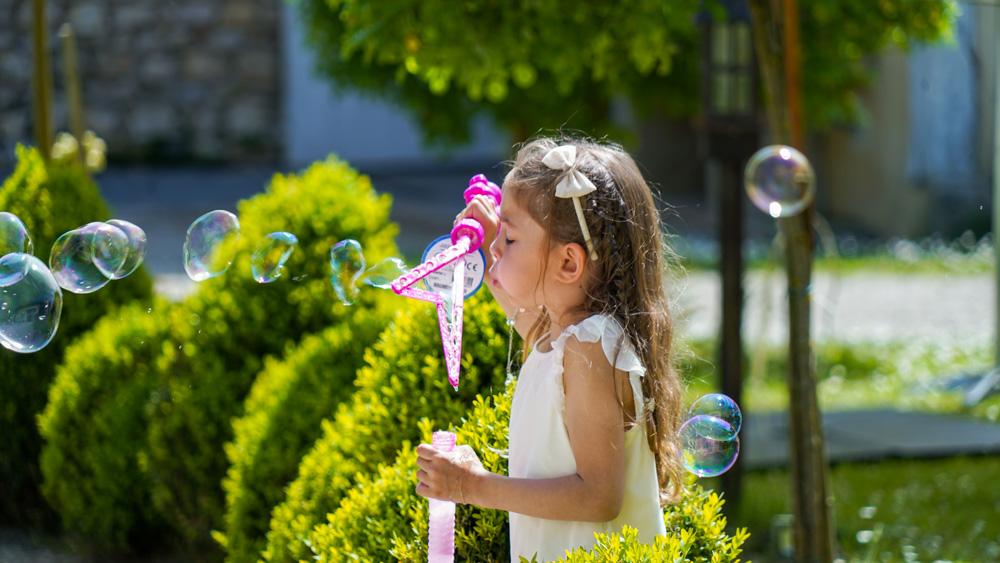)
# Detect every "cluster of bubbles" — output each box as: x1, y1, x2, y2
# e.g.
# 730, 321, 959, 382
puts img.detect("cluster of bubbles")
680, 393, 743, 478
0, 212, 146, 353
182, 210, 410, 305
744, 145, 815, 219
50, 219, 147, 293
328, 239, 409, 306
